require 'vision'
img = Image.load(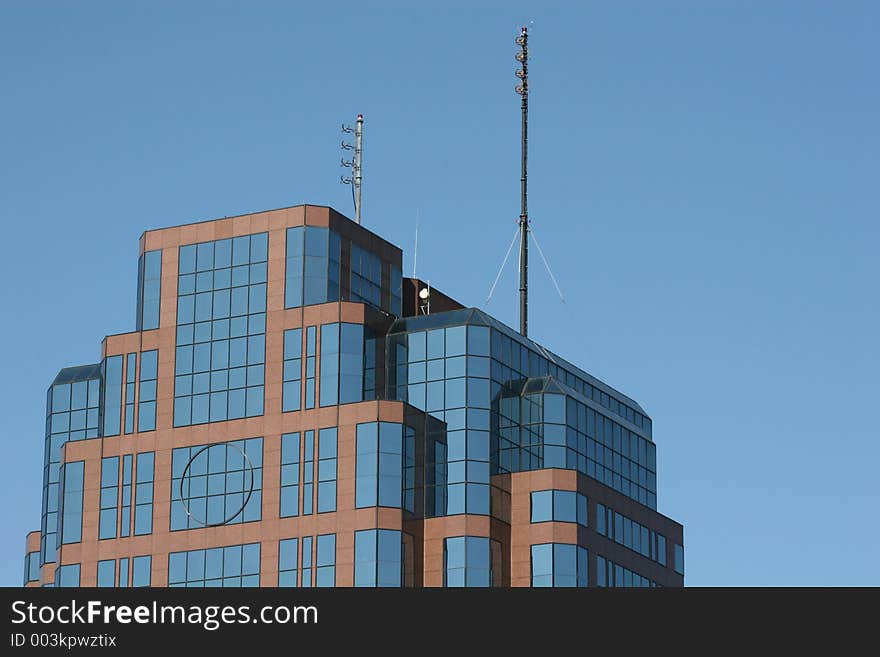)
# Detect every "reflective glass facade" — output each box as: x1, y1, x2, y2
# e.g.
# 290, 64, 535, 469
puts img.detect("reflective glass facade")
388, 309, 658, 510
41, 366, 100, 565
174, 234, 267, 426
